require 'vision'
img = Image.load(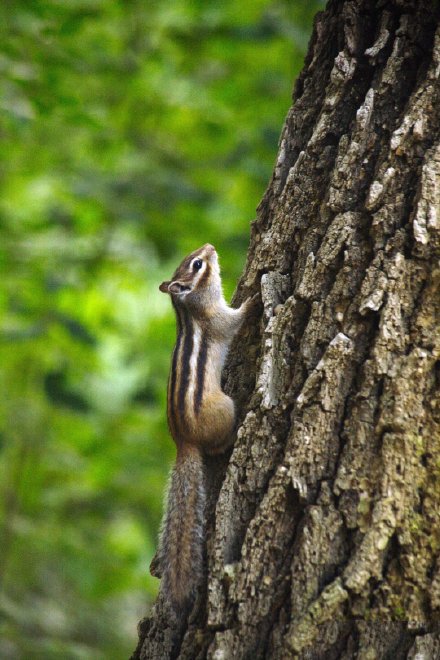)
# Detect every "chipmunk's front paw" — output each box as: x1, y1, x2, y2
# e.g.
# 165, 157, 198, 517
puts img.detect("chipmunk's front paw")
241, 292, 260, 317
